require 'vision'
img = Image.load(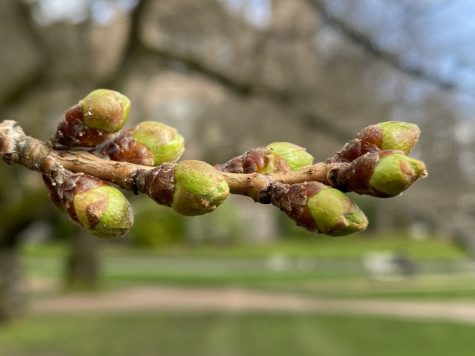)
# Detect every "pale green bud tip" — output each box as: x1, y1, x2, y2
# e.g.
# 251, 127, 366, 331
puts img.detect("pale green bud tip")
173, 160, 229, 216
132, 121, 185, 165
266, 142, 313, 170
81, 89, 131, 132
73, 186, 134, 238
378, 121, 420, 155
307, 188, 368, 236
370, 153, 427, 196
